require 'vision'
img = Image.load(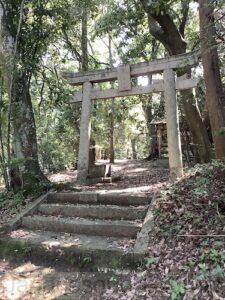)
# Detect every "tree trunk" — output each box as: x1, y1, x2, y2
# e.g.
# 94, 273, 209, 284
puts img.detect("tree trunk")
199, 0, 225, 159
10, 74, 47, 191
109, 98, 115, 163
81, 4, 88, 72
142, 98, 161, 160
140, 0, 213, 162
180, 87, 213, 162
0, 3, 47, 191
142, 71, 165, 160
141, 75, 157, 159
81, 3, 97, 168
173, 60, 212, 164
131, 139, 137, 159
108, 34, 115, 163
0, 78, 9, 189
